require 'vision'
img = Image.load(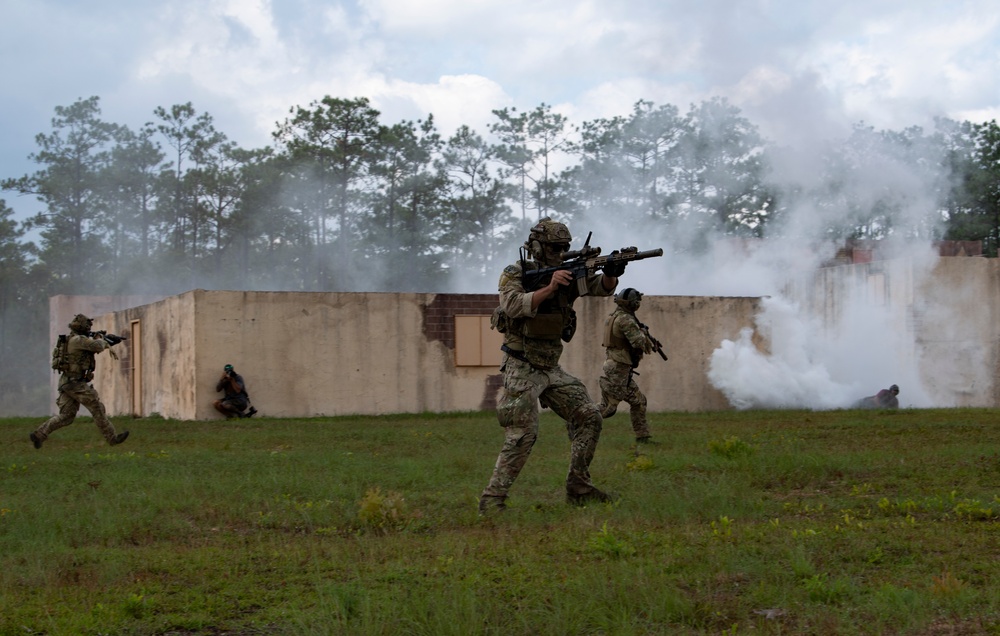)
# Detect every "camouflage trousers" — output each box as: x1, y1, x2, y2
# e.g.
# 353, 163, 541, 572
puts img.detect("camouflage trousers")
481, 356, 604, 502
33, 380, 119, 444
599, 359, 650, 439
